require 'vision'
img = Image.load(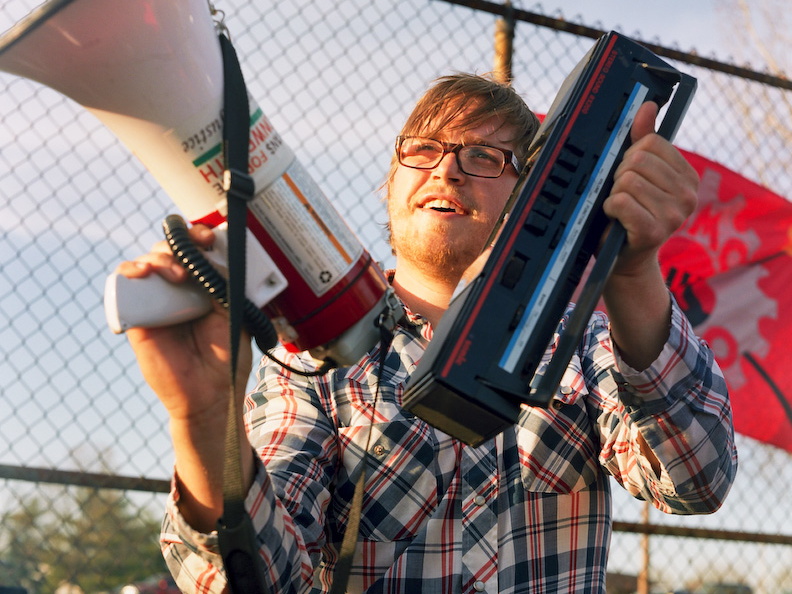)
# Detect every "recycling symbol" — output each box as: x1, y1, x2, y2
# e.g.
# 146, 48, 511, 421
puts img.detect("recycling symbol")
319, 270, 333, 284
